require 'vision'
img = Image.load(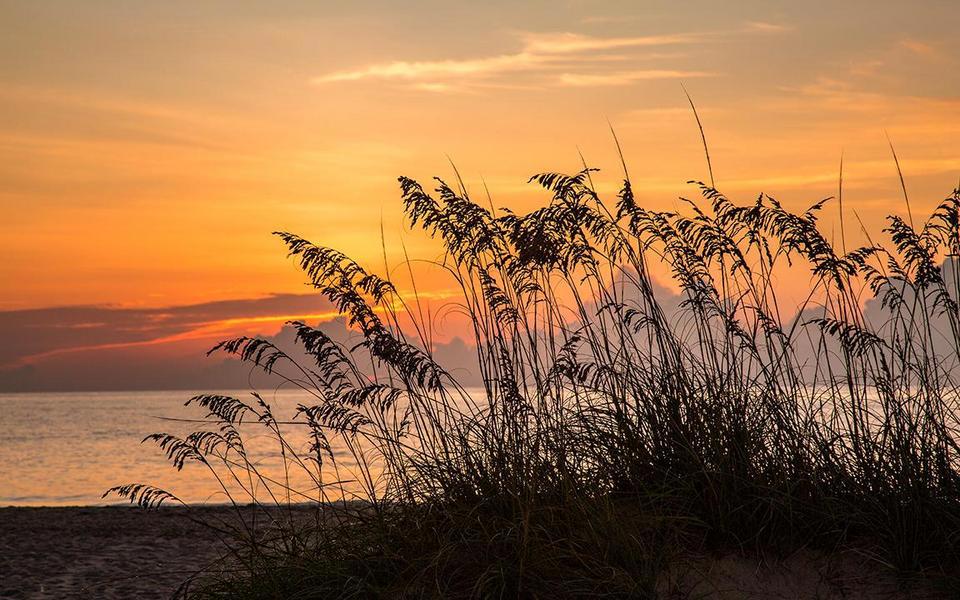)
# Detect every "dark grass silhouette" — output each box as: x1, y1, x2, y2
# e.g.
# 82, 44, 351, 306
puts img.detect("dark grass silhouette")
109, 158, 960, 598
